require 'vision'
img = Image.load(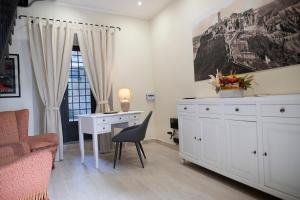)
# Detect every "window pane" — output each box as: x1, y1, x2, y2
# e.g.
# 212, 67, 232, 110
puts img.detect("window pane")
80, 103, 87, 109
79, 69, 85, 76
73, 103, 79, 109
73, 109, 79, 117
68, 48, 93, 122
73, 96, 79, 103
79, 83, 86, 89
80, 96, 86, 102
72, 56, 78, 62
72, 83, 79, 89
